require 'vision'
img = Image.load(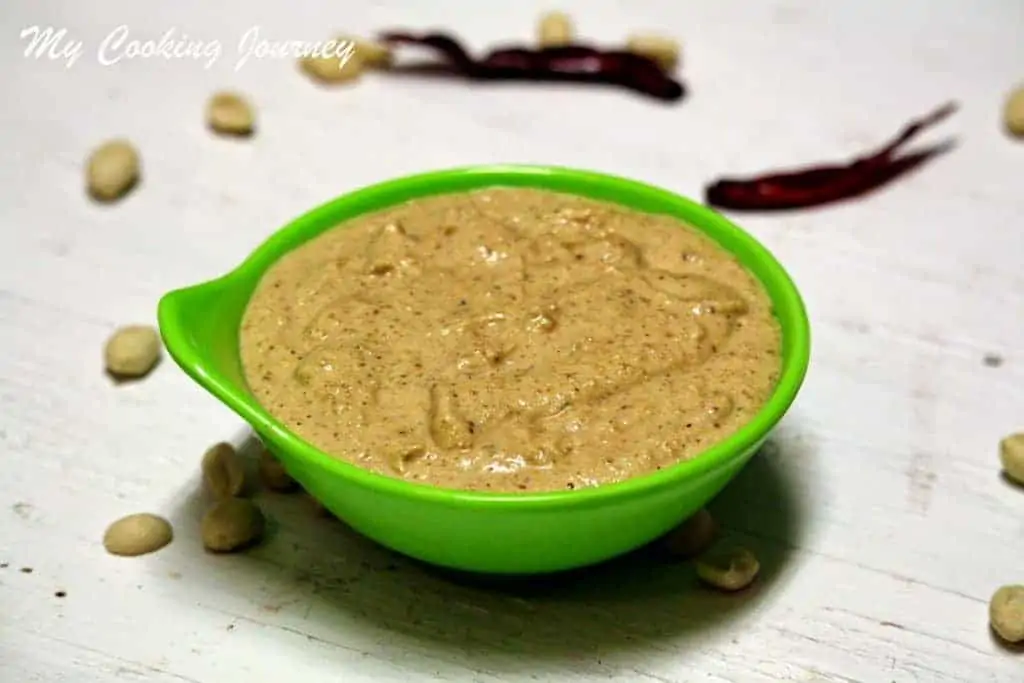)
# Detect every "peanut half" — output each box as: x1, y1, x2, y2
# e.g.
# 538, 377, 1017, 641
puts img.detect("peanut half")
206, 91, 255, 136
538, 12, 574, 48
998, 432, 1024, 485
1003, 85, 1024, 138
661, 508, 718, 558
201, 498, 265, 553
990, 585, 1024, 643
259, 449, 299, 492
696, 545, 760, 591
626, 33, 680, 70
86, 139, 140, 202
300, 37, 362, 84
201, 442, 246, 499
104, 325, 161, 379
103, 513, 173, 557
